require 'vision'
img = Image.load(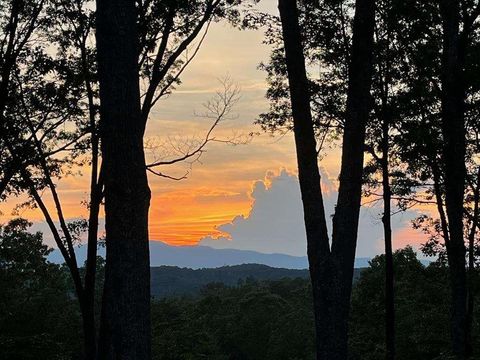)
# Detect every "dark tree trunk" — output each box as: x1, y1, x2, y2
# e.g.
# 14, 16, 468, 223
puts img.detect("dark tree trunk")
79, 296, 97, 360
381, 115, 395, 360
95, 1, 152, 359
439, 0, 467, 358
277, 1, 331, 354
466, 166, 480, 357
82, 49, 102, 360
377, 9, 395, 357
329, 0, 375, 356
278, 0, 375, 359
81, 177, 101, 360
